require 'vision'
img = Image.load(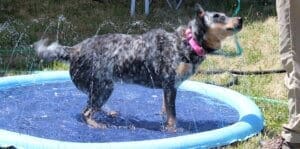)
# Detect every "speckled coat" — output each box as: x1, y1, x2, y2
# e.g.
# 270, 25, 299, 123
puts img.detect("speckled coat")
69, 28, 203, 90
34, 3, 242, 131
